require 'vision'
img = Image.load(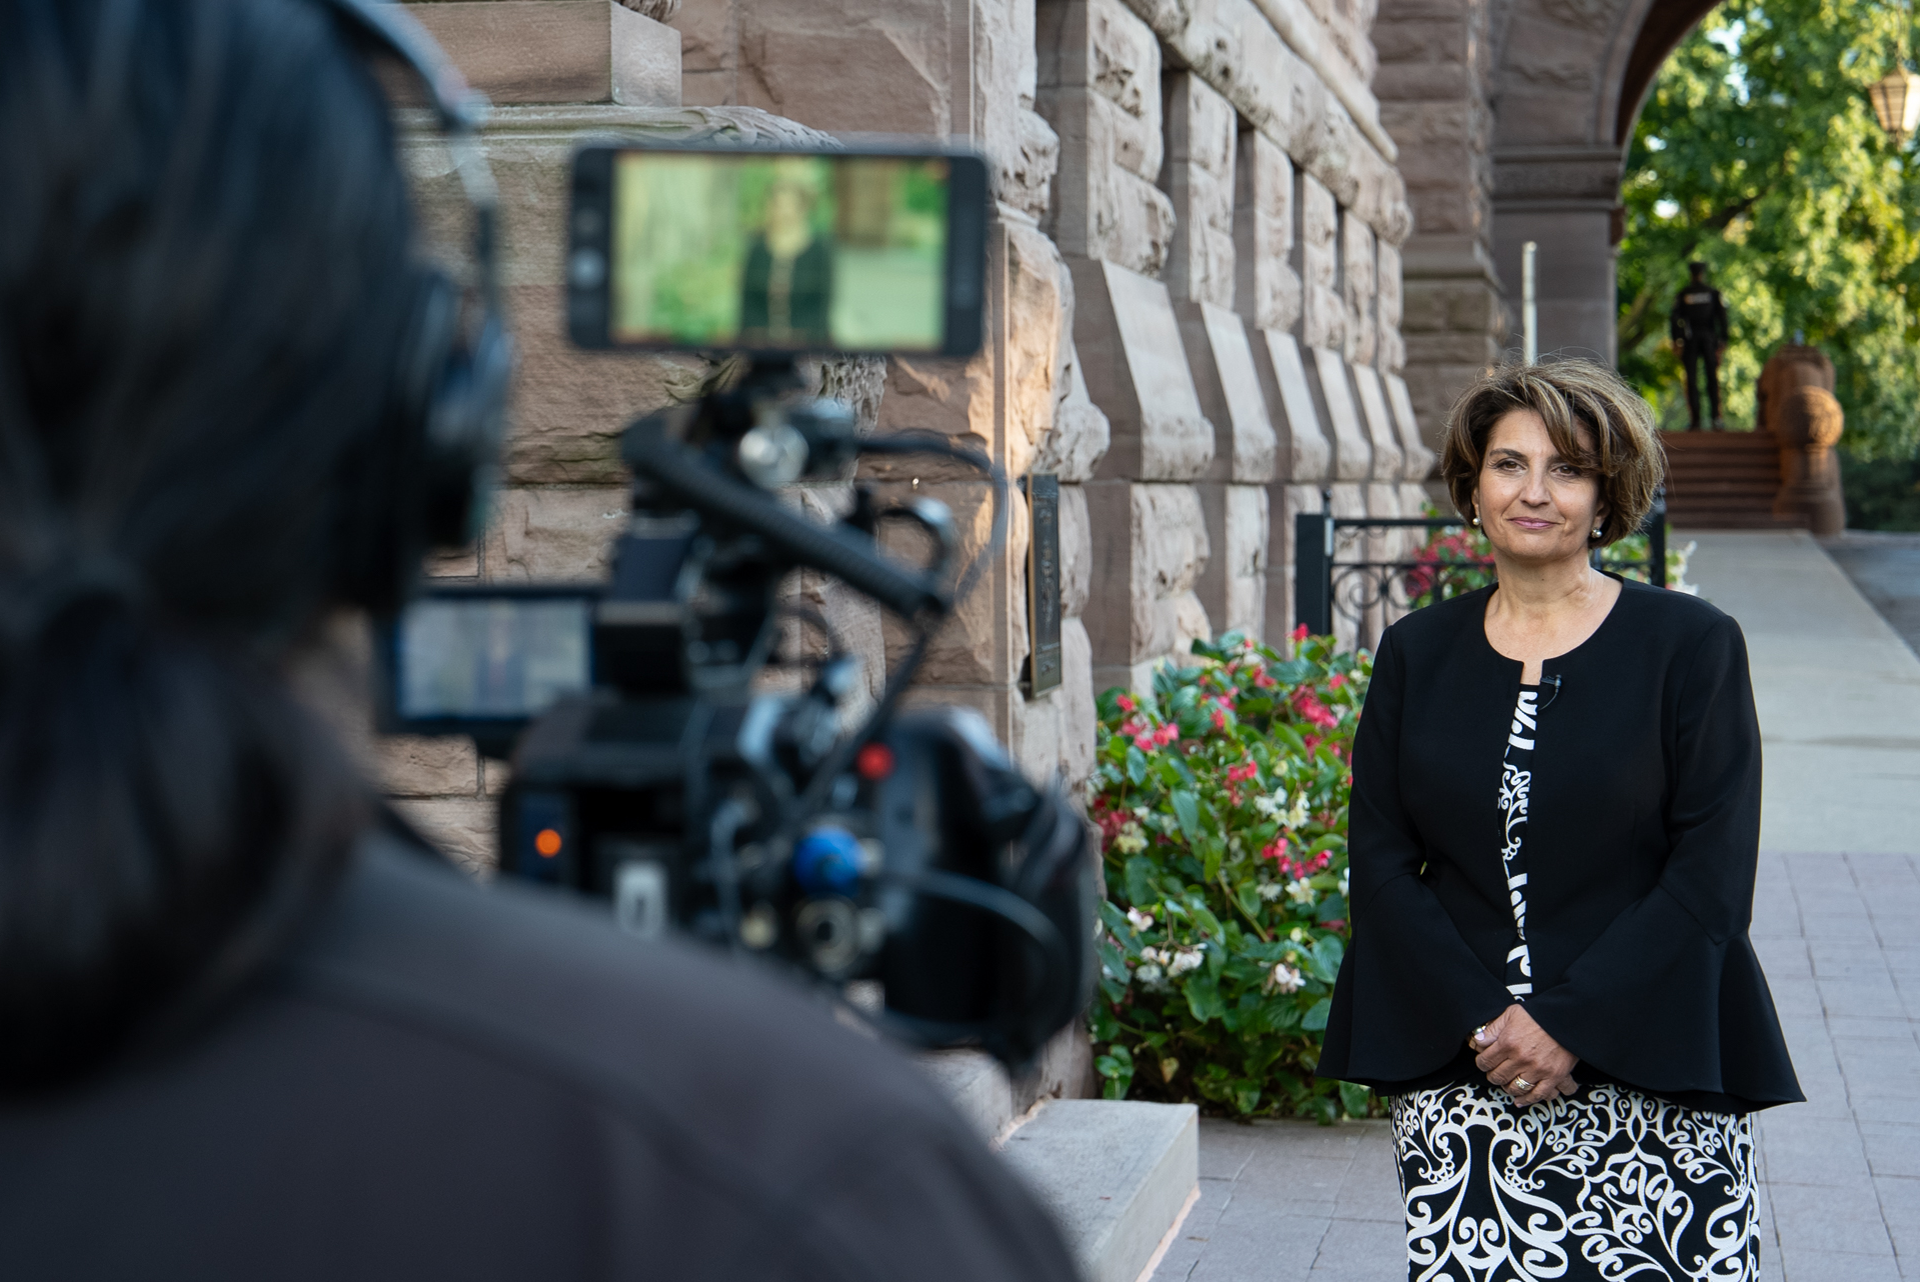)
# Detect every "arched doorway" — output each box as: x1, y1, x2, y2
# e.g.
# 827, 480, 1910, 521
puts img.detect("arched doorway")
1487, 0, 1722, 364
